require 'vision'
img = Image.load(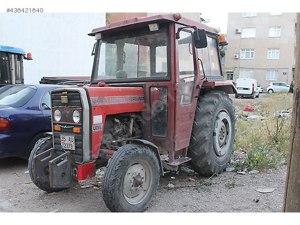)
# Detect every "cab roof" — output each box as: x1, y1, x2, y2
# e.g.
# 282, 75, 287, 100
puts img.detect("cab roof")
0, 45, 26, 55
89, 13, 217, 36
